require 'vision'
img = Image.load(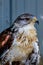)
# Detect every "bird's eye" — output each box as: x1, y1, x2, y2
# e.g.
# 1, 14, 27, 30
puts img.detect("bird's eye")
25, 18, 30, 20
20, 18, 30, 21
